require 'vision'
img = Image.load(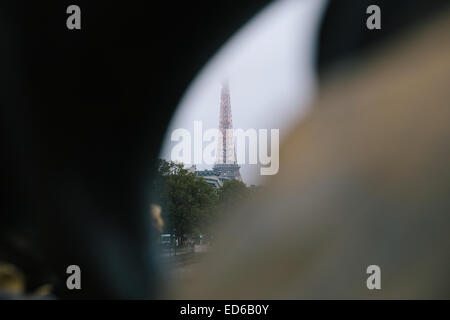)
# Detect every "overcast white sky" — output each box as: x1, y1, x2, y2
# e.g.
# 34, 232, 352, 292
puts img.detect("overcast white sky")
160, 0, 327, 185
